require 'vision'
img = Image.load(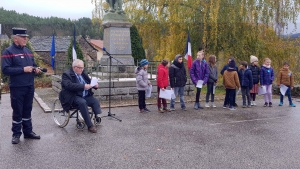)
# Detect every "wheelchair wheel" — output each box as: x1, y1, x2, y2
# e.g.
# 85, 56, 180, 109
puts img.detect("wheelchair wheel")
76, 119, 85, 130
52, 99, 70, 128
